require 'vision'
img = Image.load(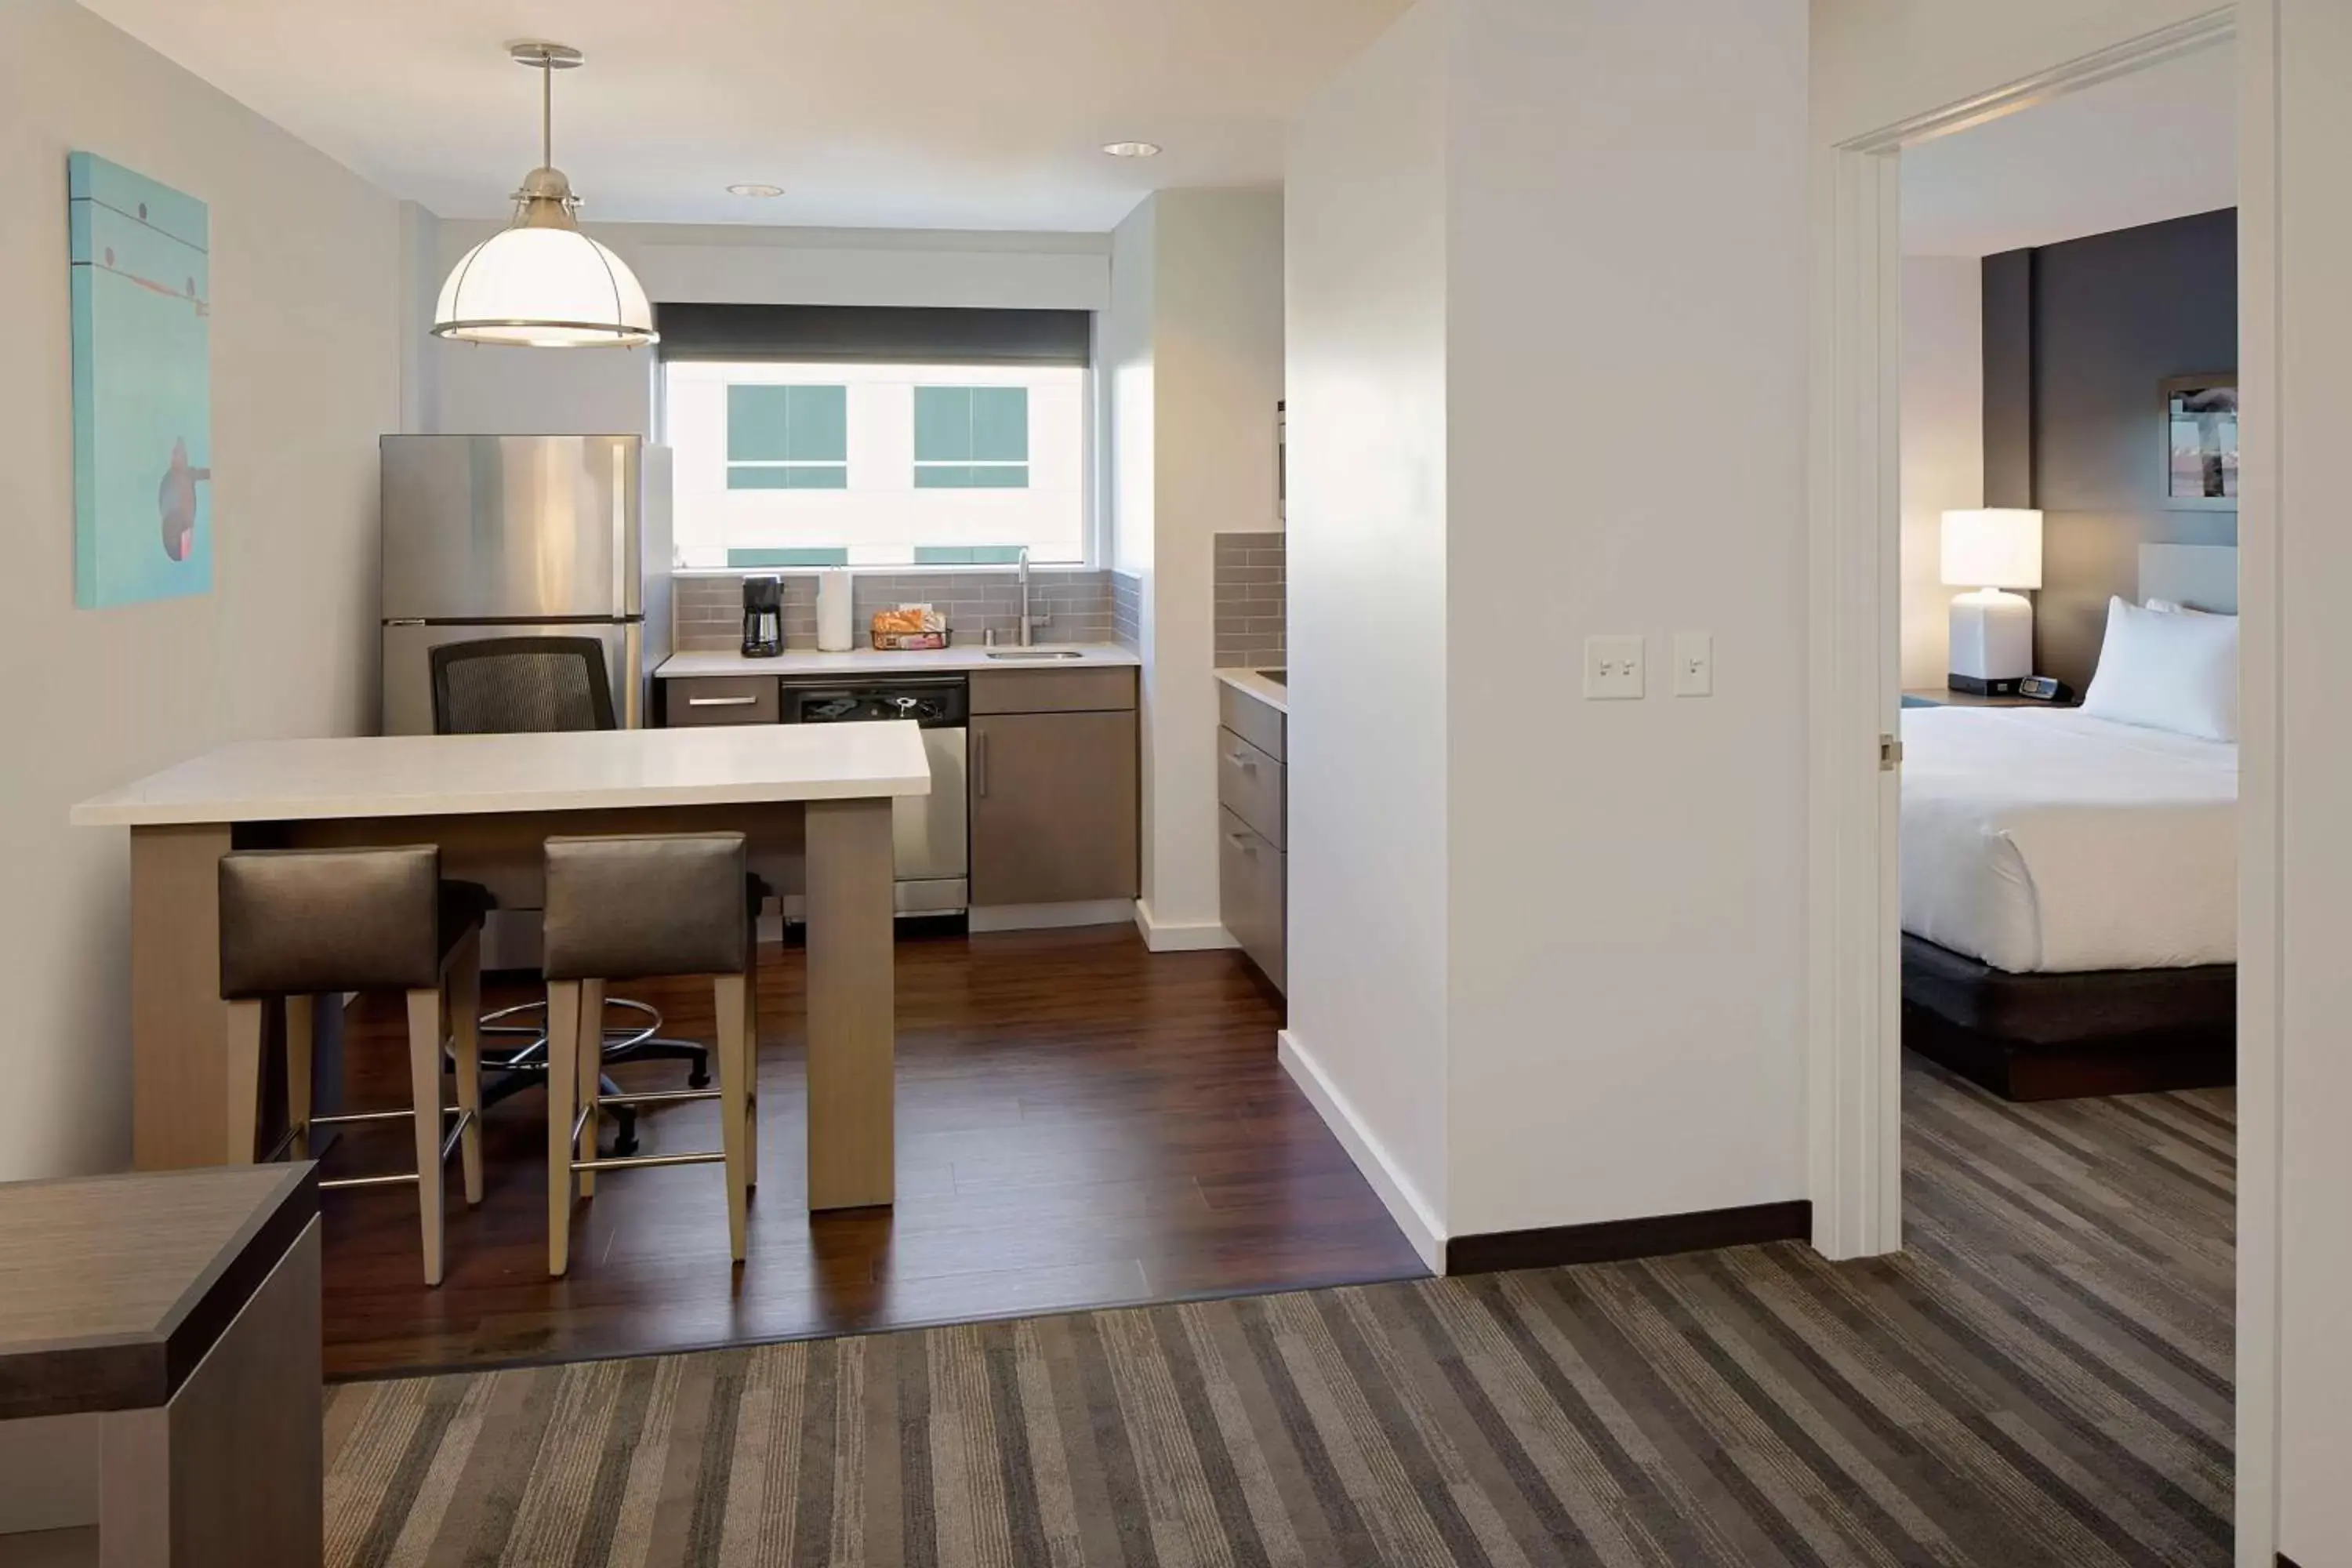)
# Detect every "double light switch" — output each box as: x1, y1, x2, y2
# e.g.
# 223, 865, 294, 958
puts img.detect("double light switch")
1584, 633, 1714, 699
